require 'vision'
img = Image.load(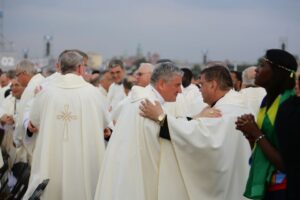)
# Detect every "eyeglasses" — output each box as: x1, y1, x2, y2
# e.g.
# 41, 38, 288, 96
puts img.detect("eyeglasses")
136, 72, 151, 77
